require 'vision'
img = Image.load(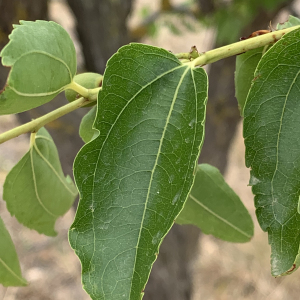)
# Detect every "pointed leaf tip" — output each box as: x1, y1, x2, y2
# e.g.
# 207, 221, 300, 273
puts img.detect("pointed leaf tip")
244, 27, 300, 276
